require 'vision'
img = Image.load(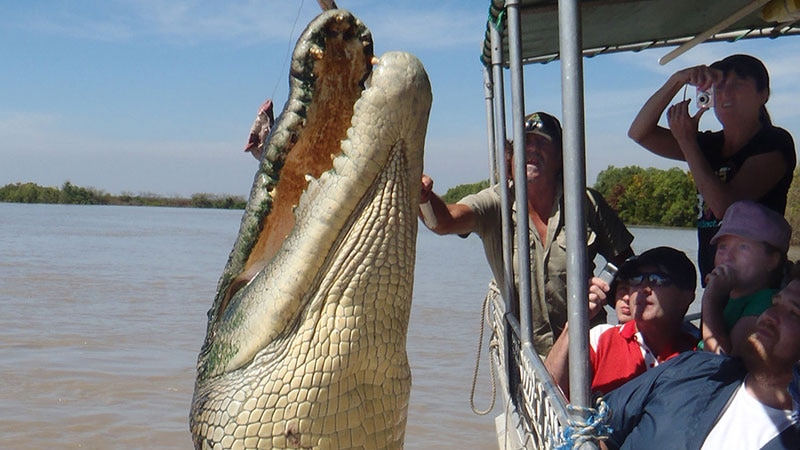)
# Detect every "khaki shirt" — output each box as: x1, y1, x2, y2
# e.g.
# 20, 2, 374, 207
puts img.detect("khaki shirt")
459, 184, 633, 356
